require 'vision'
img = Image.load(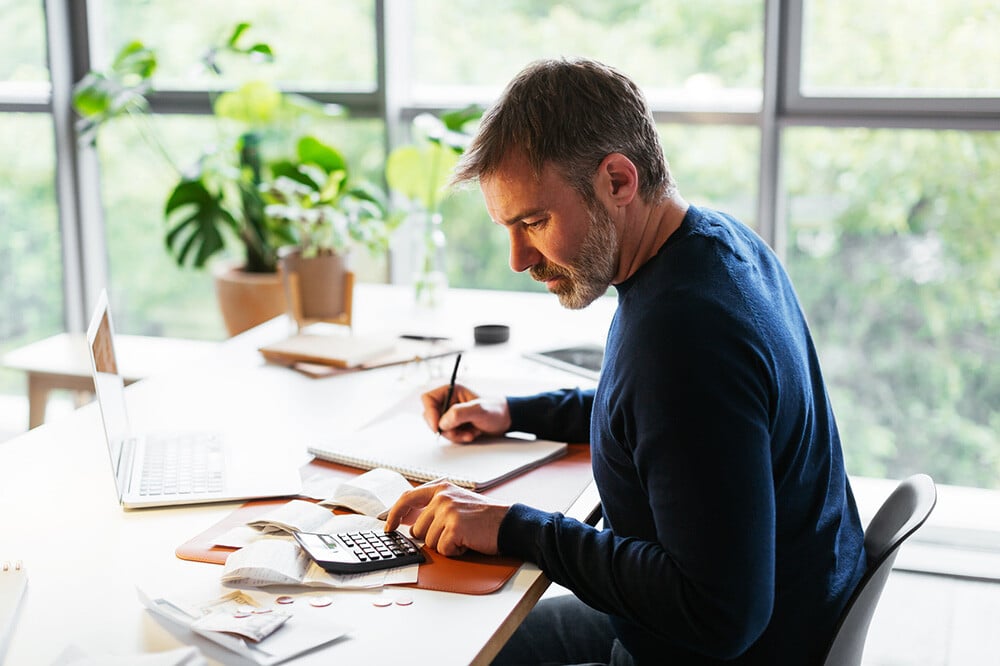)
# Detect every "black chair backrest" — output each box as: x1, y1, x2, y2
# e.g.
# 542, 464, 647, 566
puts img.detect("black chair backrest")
822, 474, 937, 666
